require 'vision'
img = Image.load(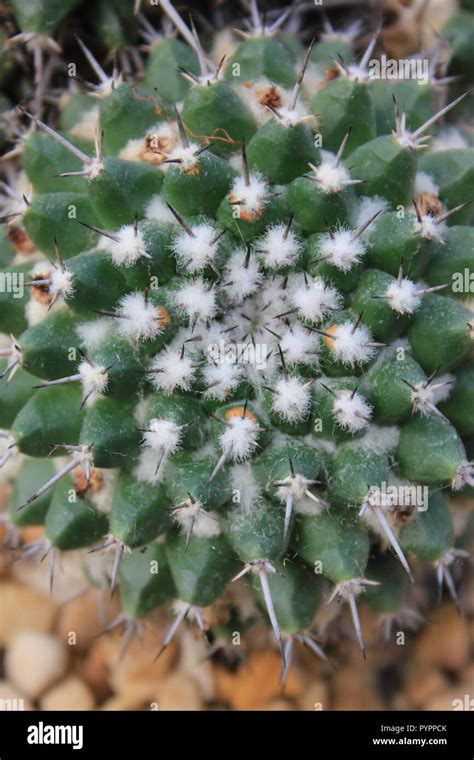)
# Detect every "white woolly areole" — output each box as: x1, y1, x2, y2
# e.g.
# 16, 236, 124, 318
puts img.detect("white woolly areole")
88, 468, 118, 514
148, 349, 195, 394
133, 448, 164, 484
279, 324, 318, 365
171, 223, 220, 273
329, 322, 376, 366
143, 418, 183, 457
431, 373, 455, 404
168, 142, 201, 172
360, 425, 401, 453
202, 362, 243, 401
410, 382, 437, 415
352, 196, 387, 239
230, 462, 262, 512
118, 138, 145, 162
431, 127, 469, 153
116, 292, 166, 343
319, 229, 366, 271
332, 390, 373, 432
76, 319, 114, 351
290, 276, 342, 323
230, 173, 268, 217
414, 171, 439, 196
172, 503, 221, 538
145, 195, 178, 224
222, 249, 263, 303
385, 278, 421, 315
414, 213, 445, 243
257, 224, 302, 270
276, 472, 313, 503
50, 267, 75, 299
78, 360, 109, 398
173, 278, 217, 324
219, 415, 261, 461
272, 376, 312, 422
107, 225, 148, 267
310, 151, 352, 194
26, 299, 50, 326
236, 79, 292, 125
69, 105, 100, 142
